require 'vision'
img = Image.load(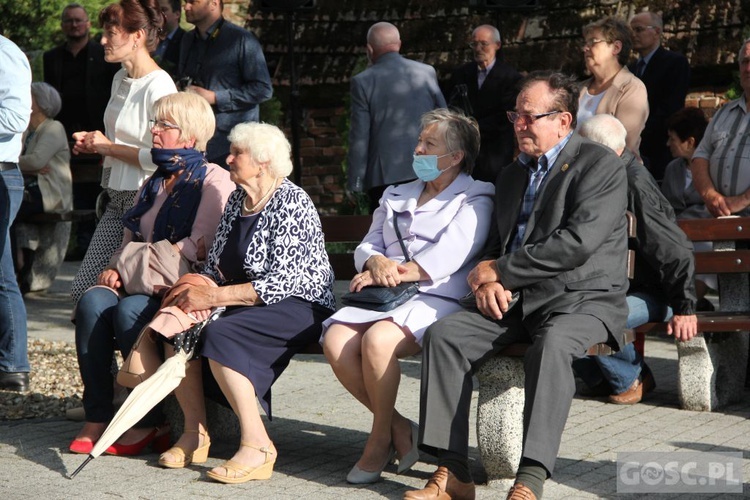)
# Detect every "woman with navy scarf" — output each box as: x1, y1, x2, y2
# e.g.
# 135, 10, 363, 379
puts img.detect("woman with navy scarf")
70, 92, 235, 457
